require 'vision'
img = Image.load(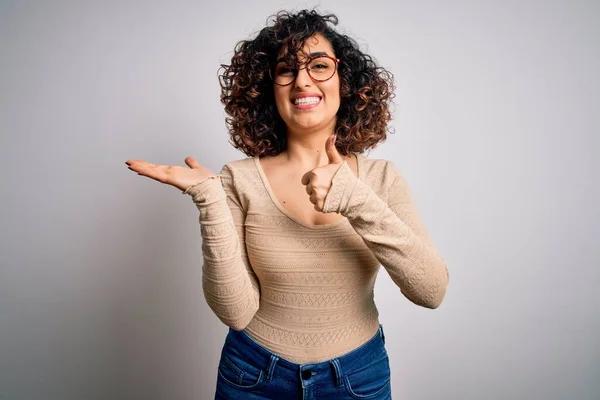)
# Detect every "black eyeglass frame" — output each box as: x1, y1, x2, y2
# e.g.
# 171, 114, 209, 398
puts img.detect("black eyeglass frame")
270, 55, 341, 86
